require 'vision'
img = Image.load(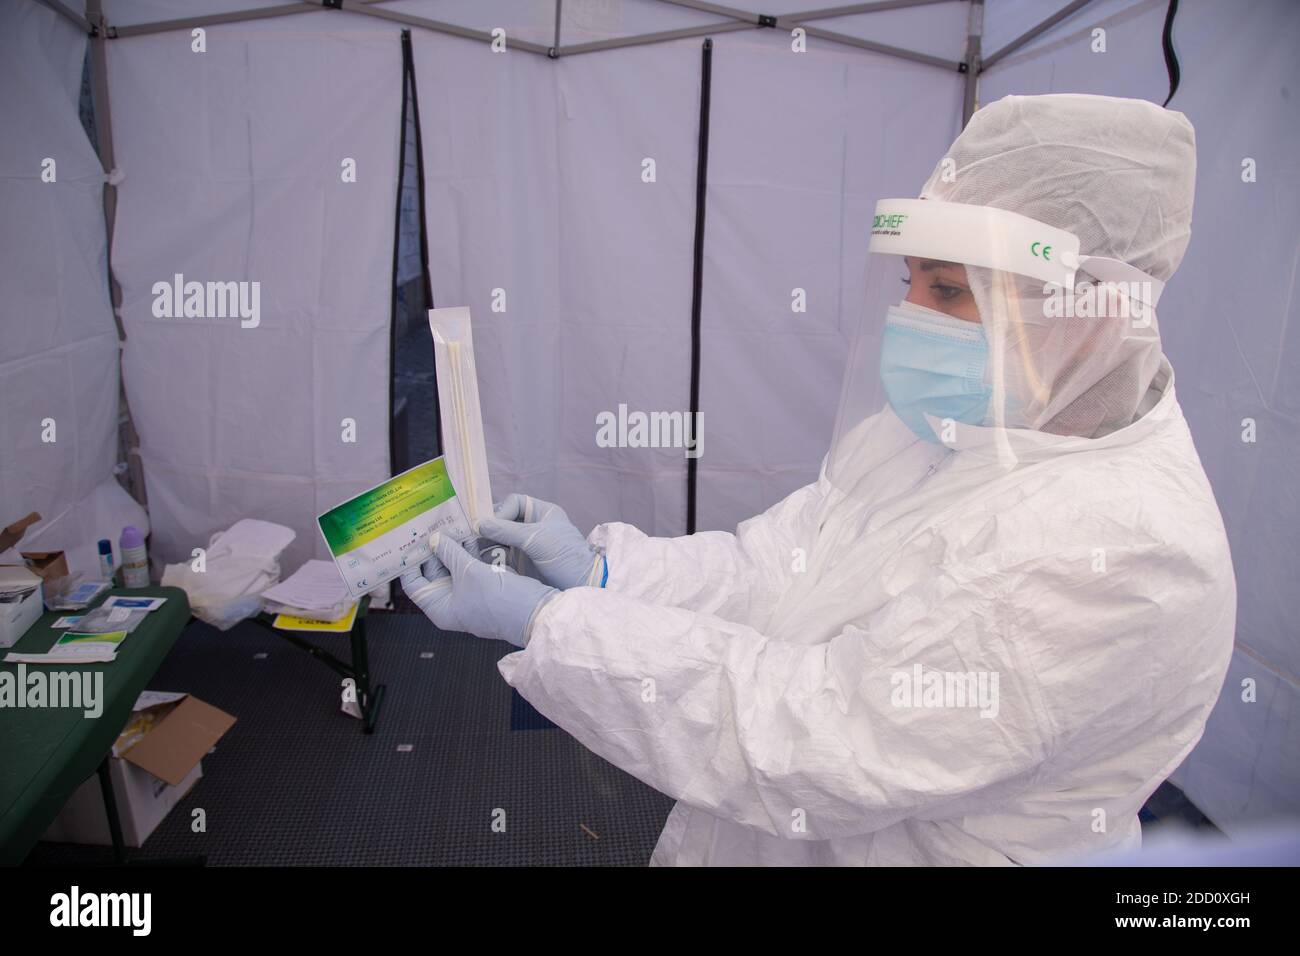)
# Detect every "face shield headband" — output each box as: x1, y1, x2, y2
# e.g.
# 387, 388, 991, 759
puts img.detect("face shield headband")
869, 199, 1165, 311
